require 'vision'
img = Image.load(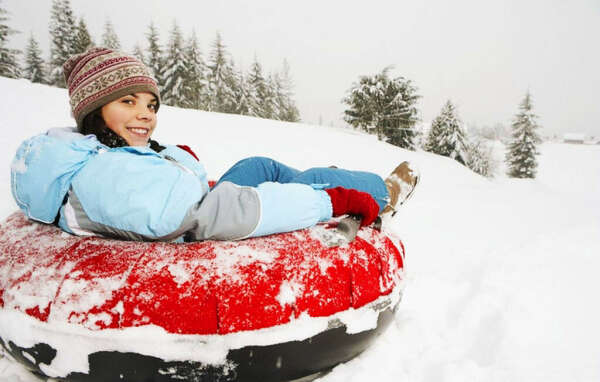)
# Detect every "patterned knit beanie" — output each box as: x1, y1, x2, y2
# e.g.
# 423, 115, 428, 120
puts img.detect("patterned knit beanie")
63, 47, 160, 129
